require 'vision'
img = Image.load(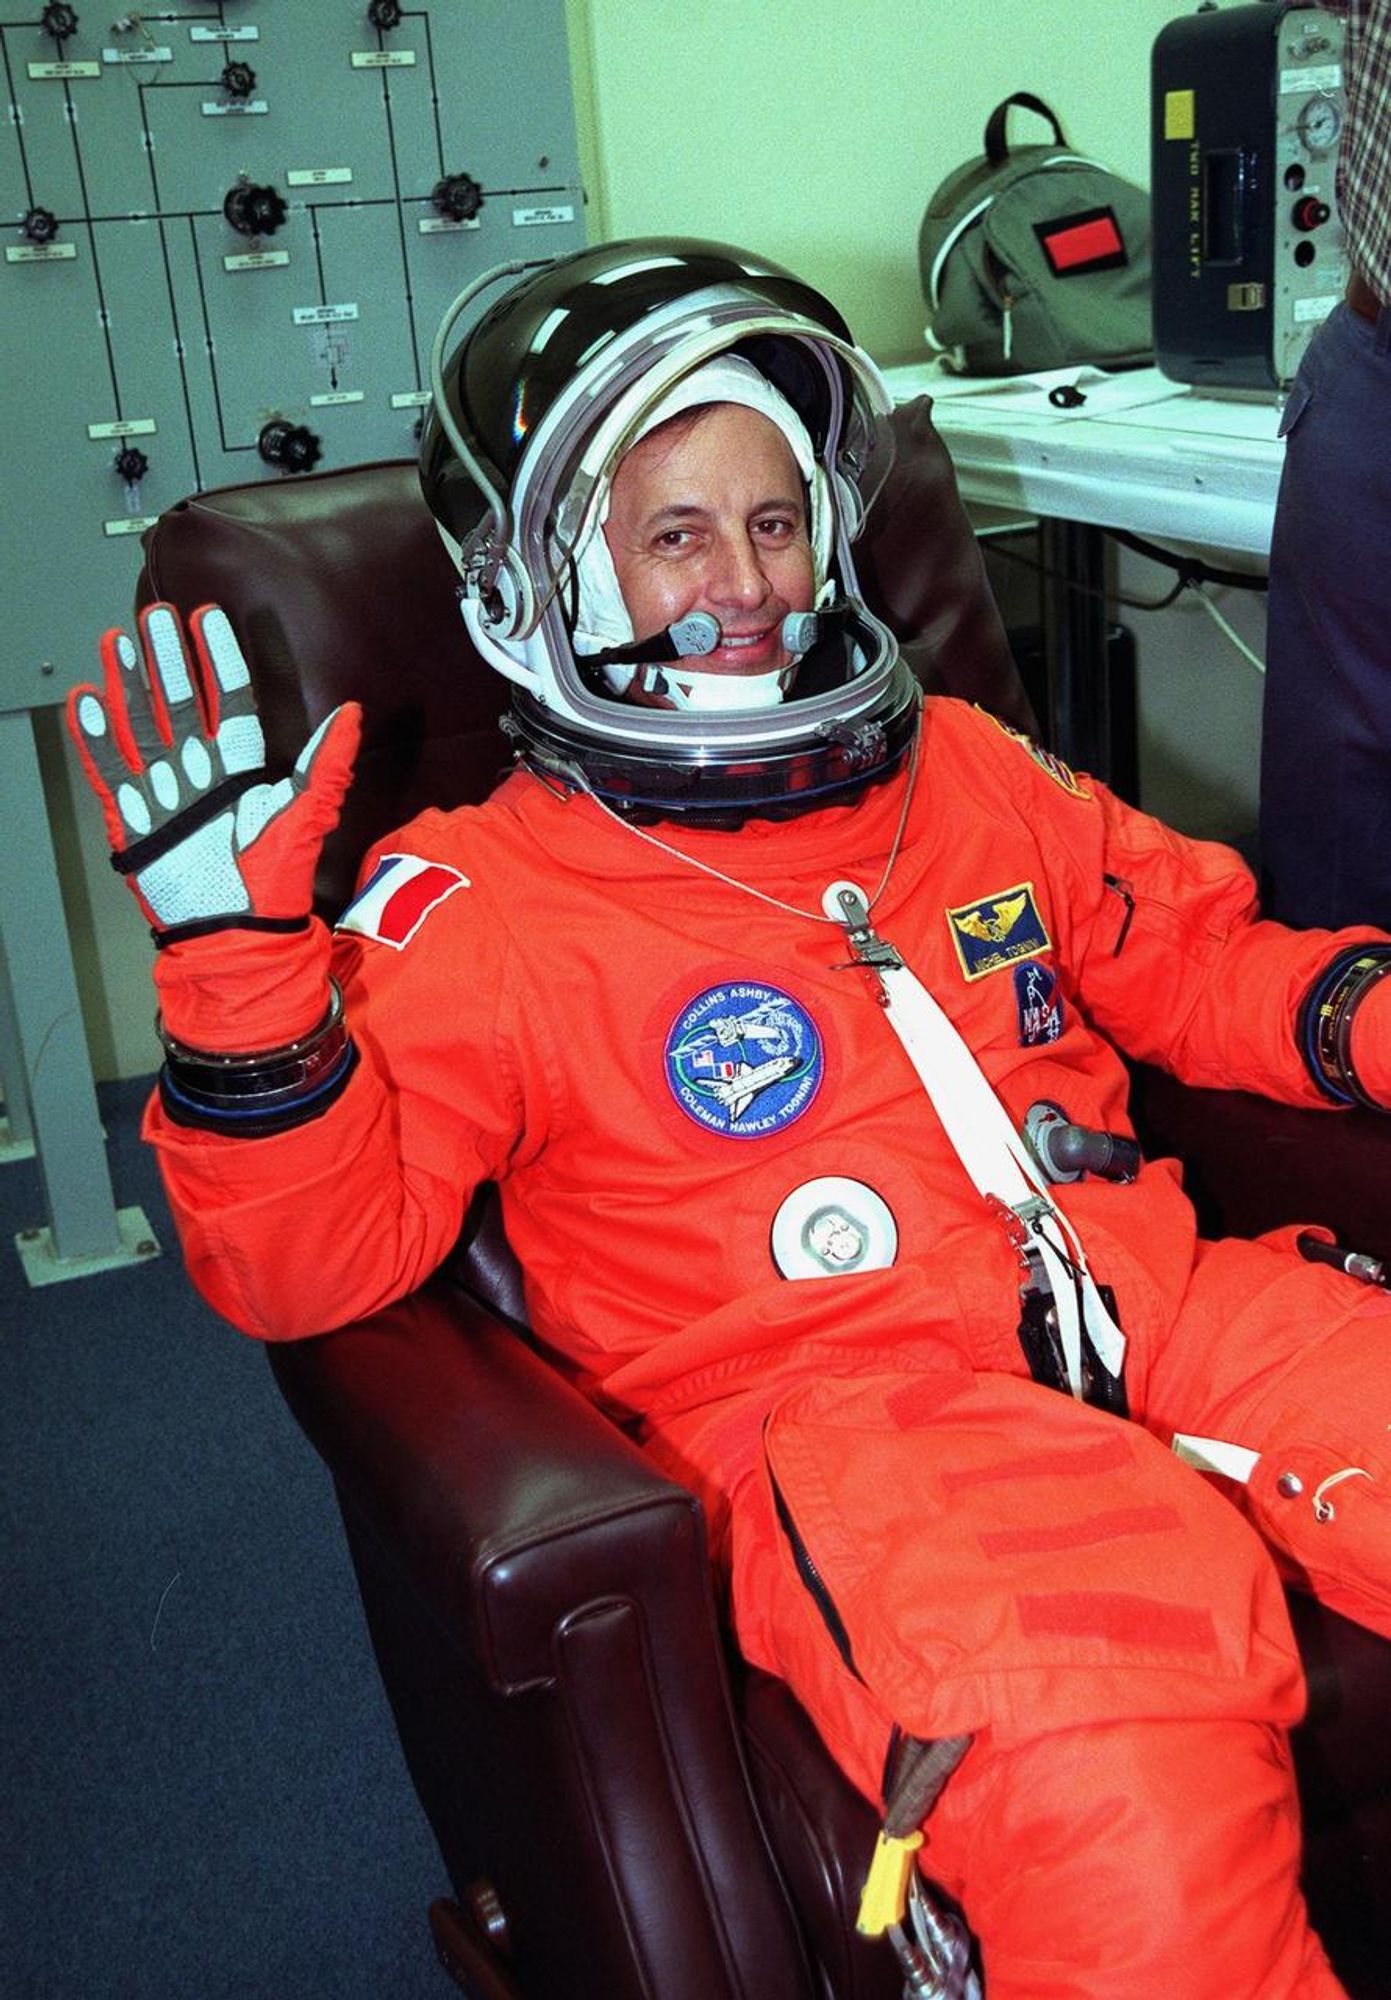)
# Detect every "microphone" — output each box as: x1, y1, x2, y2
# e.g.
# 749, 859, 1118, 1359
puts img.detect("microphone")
1024, 1101, 1141, 1184
586, 609, 822, 671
